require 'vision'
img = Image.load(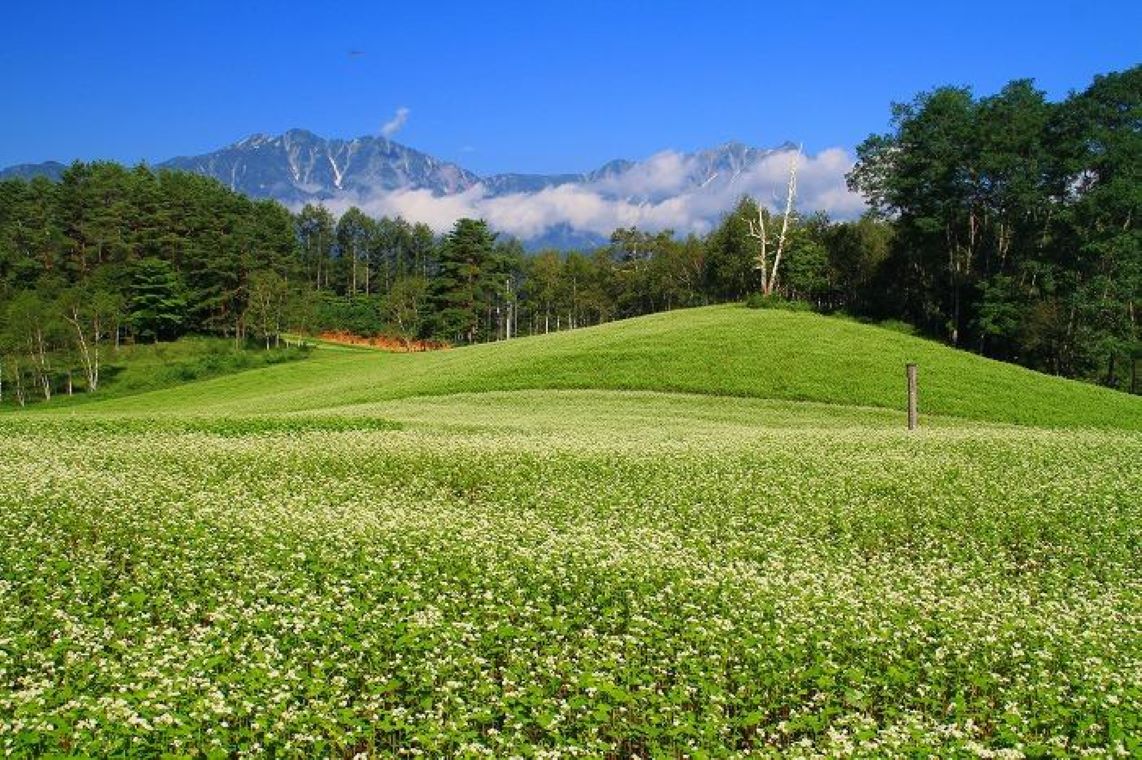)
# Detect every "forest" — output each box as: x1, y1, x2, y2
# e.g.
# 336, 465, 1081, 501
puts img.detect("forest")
0, 66, 1137, 404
